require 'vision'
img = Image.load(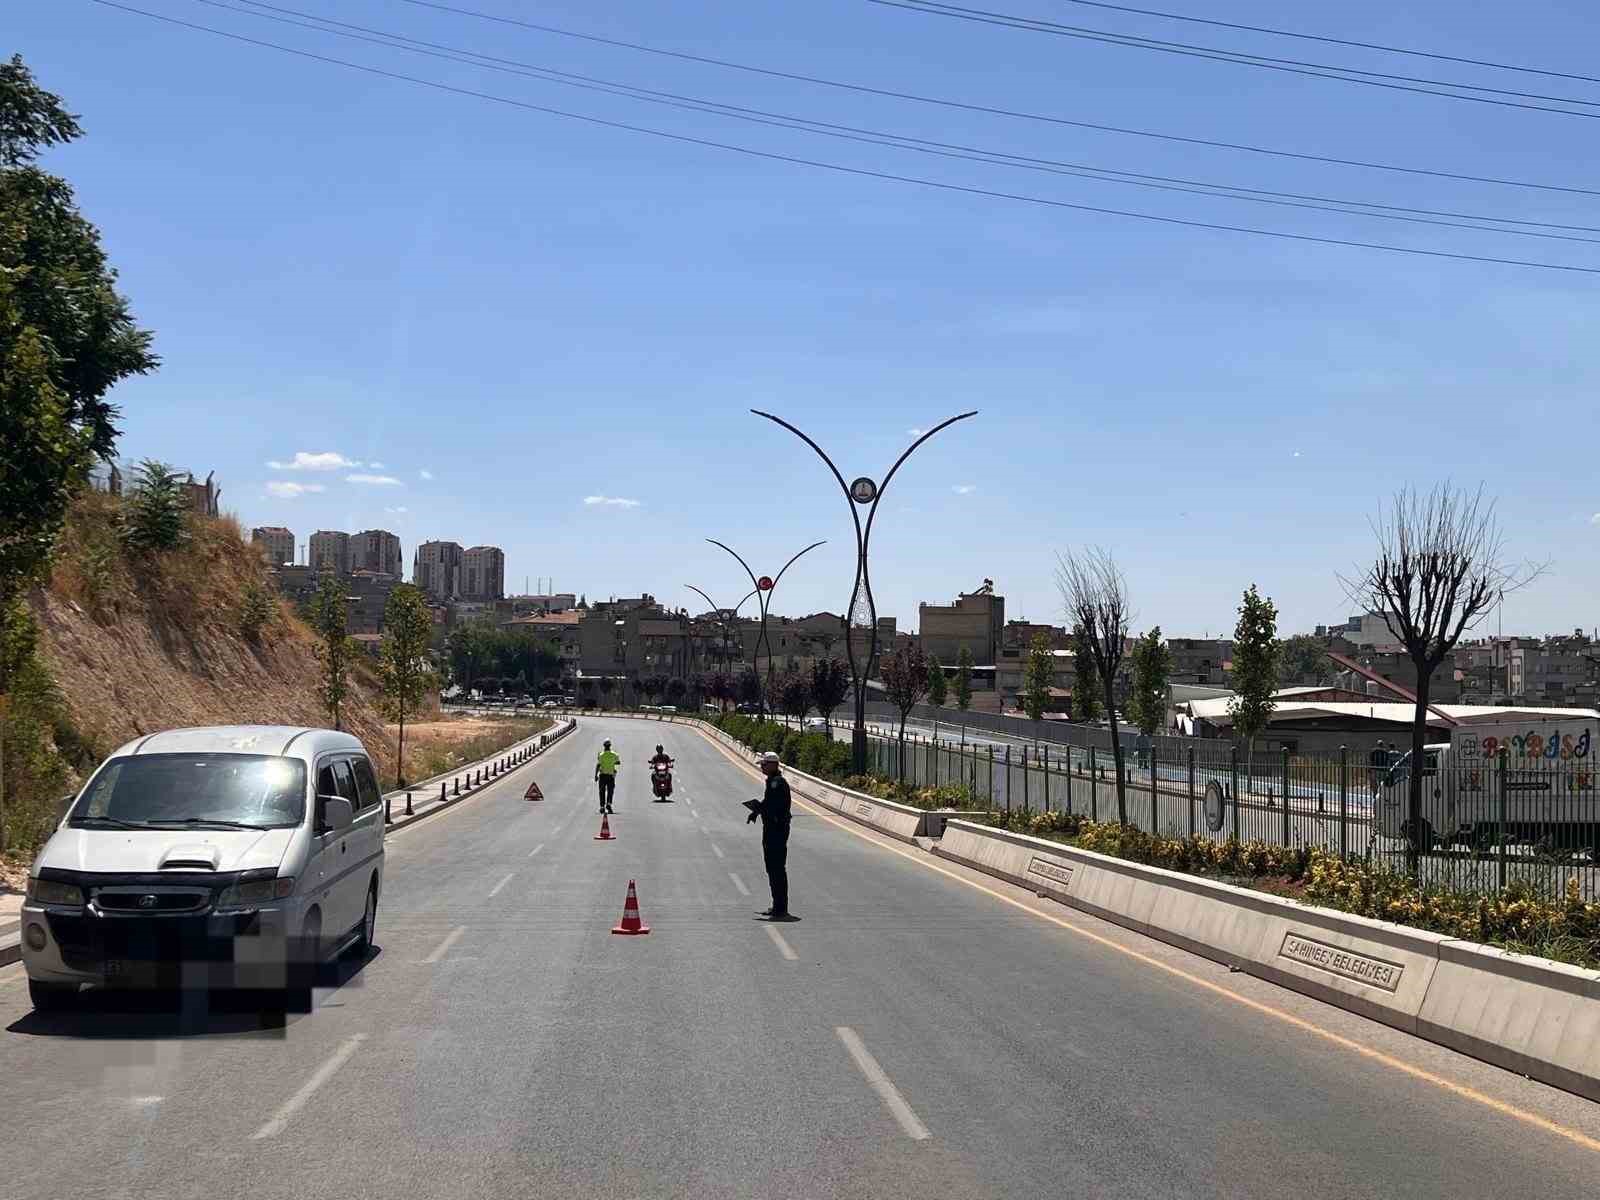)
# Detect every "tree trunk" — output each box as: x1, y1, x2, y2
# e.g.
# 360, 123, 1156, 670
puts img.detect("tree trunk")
396, 708, 407, 790
898, 711, 909, 781
1103, 677, 1127, 825
0, 712, 7, 854
1406, 665, 1434, 877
